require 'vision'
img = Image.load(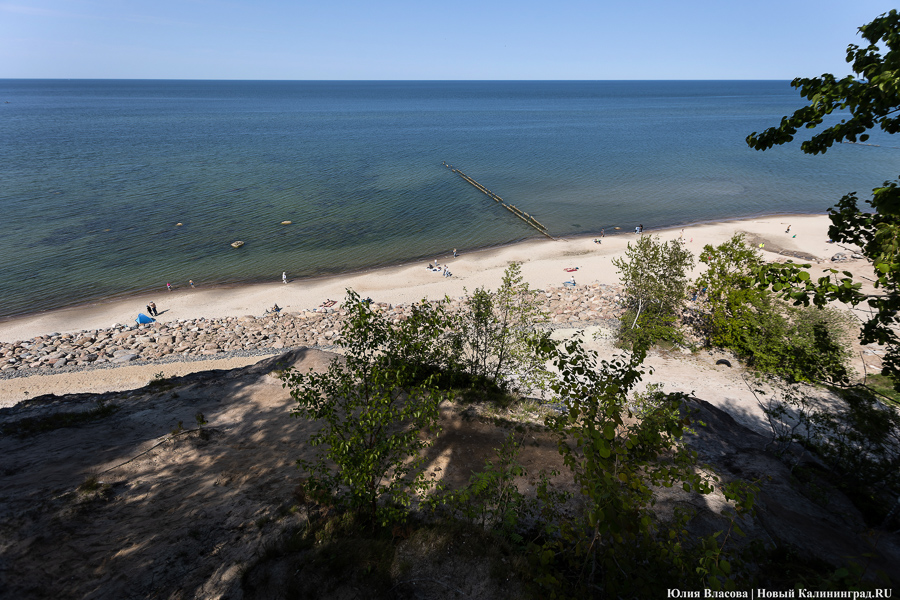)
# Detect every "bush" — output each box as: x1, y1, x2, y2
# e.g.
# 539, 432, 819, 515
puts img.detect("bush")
282, 290, 453, 526
451, 262, 551, 394
528, 335, 755, 596
698, 234, 853, 383
613, 234, 694, 350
